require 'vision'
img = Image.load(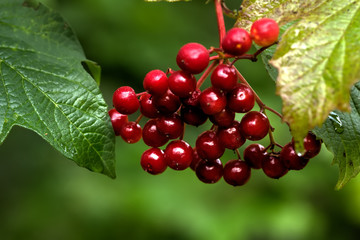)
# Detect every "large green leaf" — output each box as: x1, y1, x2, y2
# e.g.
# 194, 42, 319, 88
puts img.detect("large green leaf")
270, 0, 360, 151
313, 83, 360, 190
0, 0, 115, 177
